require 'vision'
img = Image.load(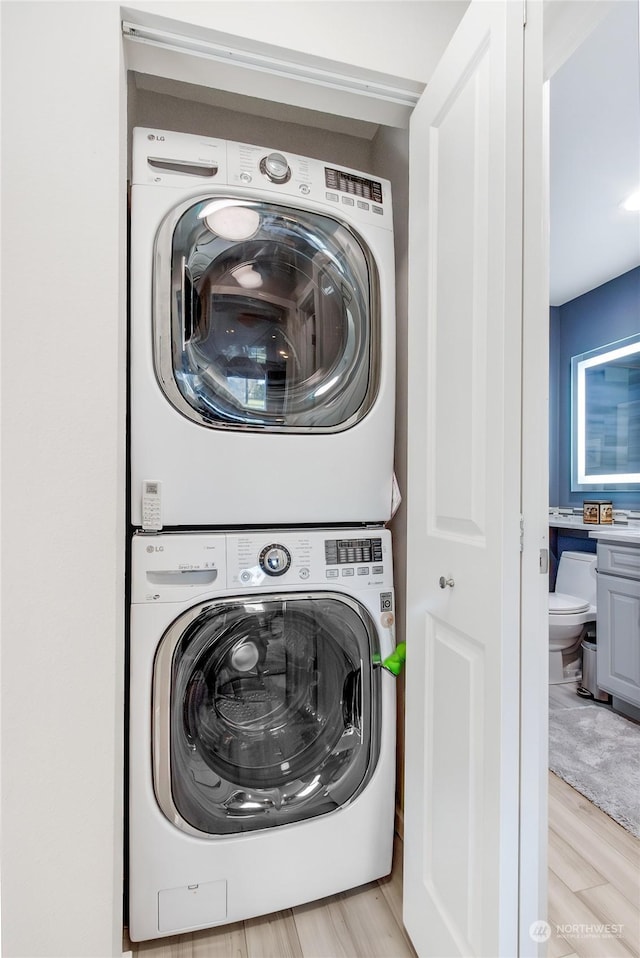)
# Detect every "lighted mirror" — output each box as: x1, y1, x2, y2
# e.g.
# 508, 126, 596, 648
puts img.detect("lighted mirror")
571, 335, 640, 491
